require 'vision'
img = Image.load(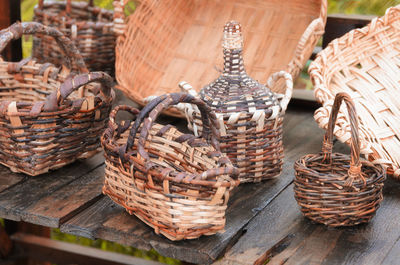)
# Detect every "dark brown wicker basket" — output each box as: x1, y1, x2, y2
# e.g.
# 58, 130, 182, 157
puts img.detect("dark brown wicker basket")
0, 22, 114, 176
294, 93, 385, 227
101, 93, 239, 241
33, 0, 115, 74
